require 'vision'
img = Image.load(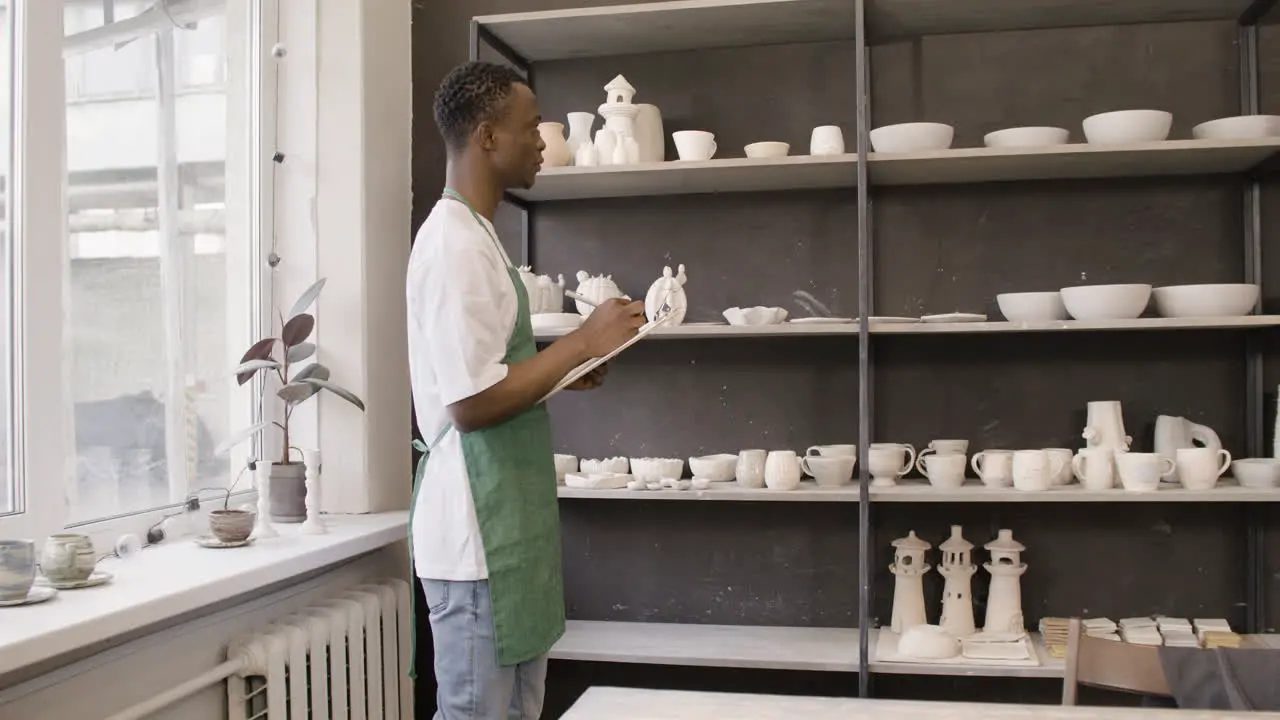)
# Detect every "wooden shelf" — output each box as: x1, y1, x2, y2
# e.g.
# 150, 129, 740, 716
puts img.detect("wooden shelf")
866, 0, 1253, 42
869, 138, 1280, 187
536, 316, 1280, 342
511, 154, 858, 202
558, 482, 858, 502
873, 478, 1280, 503
474, 0, 855, 62
550, 620, 860, 672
